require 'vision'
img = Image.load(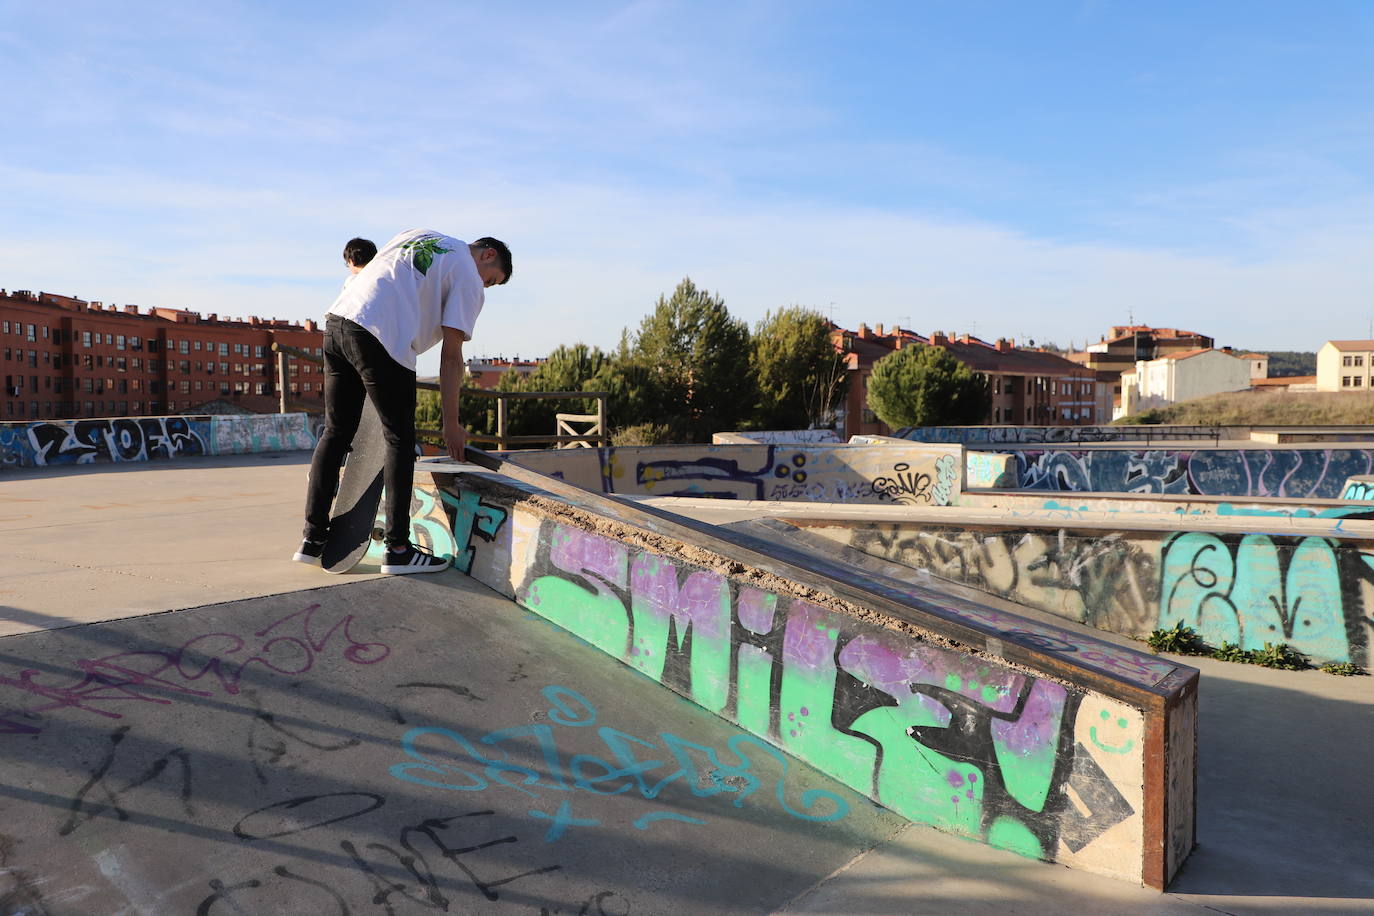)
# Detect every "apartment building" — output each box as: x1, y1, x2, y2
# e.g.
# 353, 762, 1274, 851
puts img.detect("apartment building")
833, 324, 1102, 438
1, 288, 323, 421
1316, 340, 1374, 392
